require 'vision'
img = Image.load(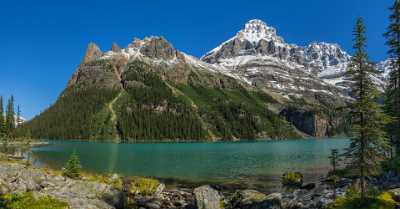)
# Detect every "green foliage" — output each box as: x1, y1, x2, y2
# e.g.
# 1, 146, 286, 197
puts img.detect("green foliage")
0, 192, 69, 209
177, 83, 298, 139
345, 18, 391, 199
382, 156, 400, 174
5, 96, 15, 138
63, 151, 82, 179
328, 190, 397, 209
117, 61, 207, 140
127, 176, 160, 196
281, 172, 303, 187
0, 96, 4, 137
25, 59, 299, 141
384, 0, 400, 154
25, 86, 120, 140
